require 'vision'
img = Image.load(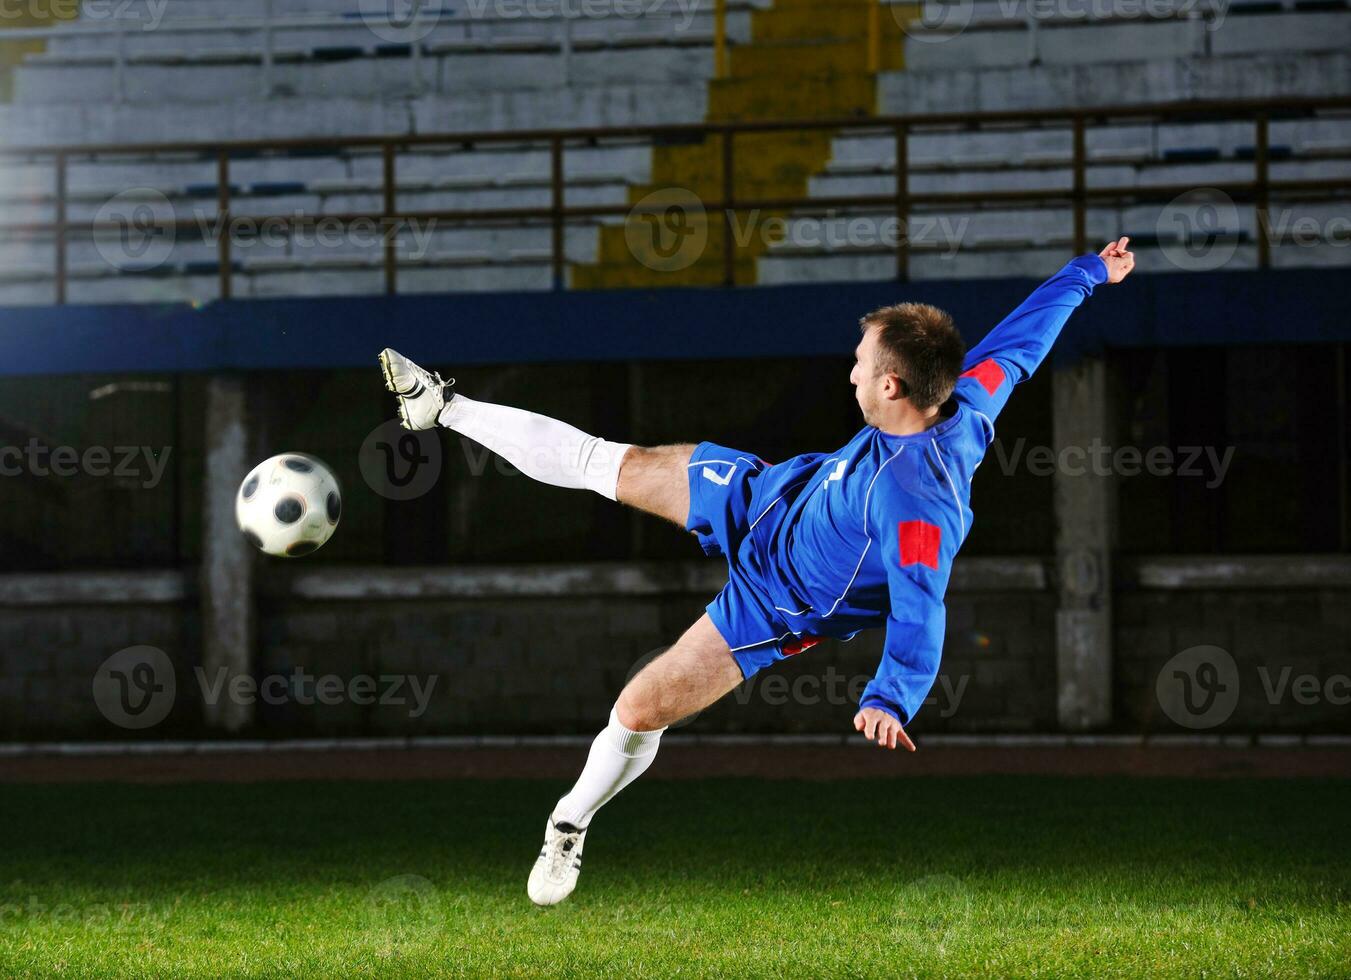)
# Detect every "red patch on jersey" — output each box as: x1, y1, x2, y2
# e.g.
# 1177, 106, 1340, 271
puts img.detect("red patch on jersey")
782, 635, 822, 658
898, 520, 942, 570
960, 358, 1005, 396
